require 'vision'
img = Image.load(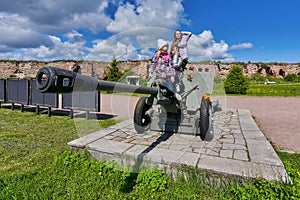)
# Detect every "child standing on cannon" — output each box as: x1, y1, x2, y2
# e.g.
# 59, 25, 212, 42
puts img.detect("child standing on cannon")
148, 39, 181, 100
171, 30, 192, 72
170, 30, 192, 93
